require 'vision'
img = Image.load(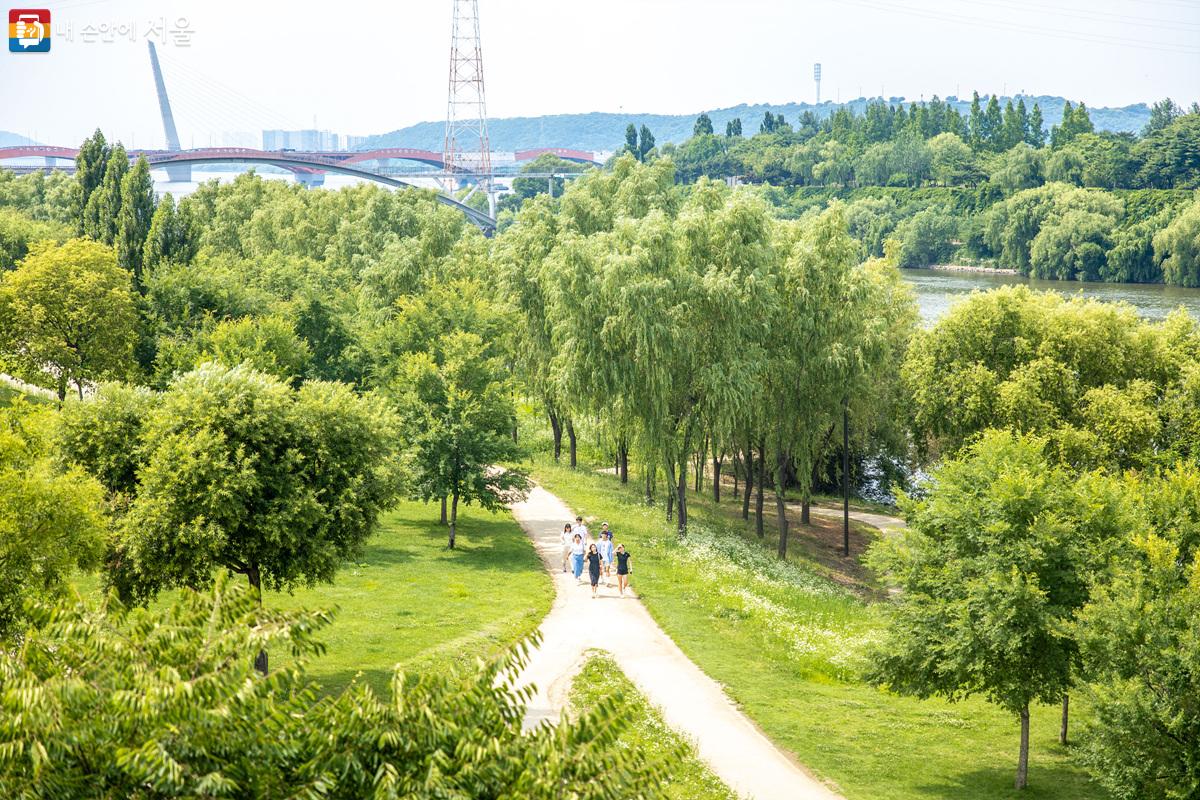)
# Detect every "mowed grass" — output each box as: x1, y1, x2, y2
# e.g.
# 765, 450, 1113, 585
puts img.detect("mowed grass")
73, 499, 553, 697
531, 457, 1107, 800
569, 652, 737, 800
